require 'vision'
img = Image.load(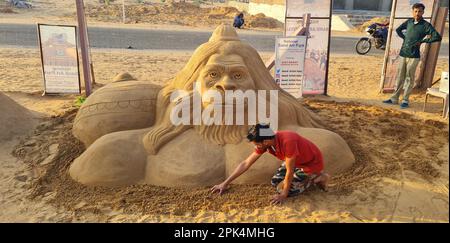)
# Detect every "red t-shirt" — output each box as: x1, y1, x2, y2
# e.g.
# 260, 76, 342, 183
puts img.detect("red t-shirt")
254, 130, 324, 174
